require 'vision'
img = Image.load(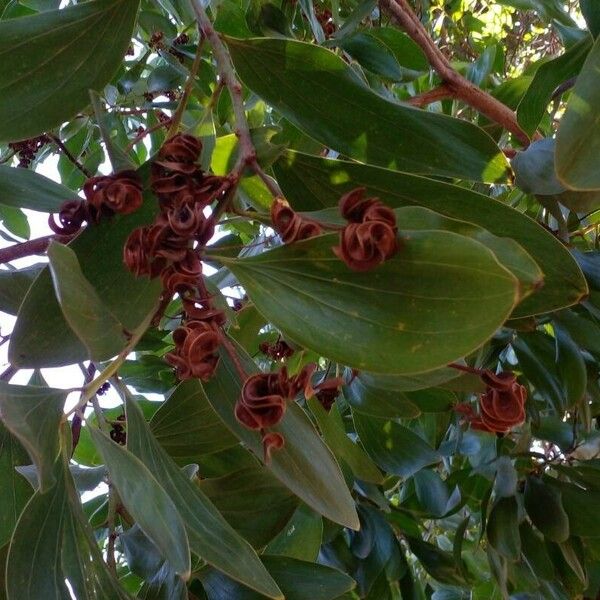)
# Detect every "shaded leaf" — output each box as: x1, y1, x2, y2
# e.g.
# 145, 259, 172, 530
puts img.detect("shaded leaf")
487, 496, 521, 560
524, 476, 569, 542
556, 35, 600, 189
203, 338, 359, 530
199, 467, 298, 548
0, 0, 141, 141
307, 398, 383, 484
199, 556, 355, 600
0, 264, 43, 315
352, 411, 440, 478
124, 394, 283, 598
0, 382, 67, 492
265, 505, 323, 561
226, 37, 509, 182
150, 379, 238, 463
47, 241, 127, 360
89, 427, 191, 579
